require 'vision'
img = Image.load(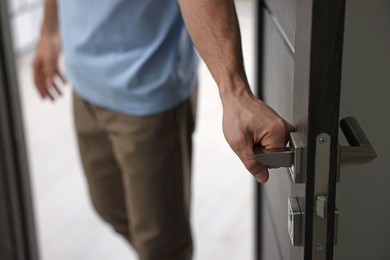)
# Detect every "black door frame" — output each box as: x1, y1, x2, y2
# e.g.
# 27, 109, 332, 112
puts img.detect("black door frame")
254, 1, 264, 259
0, 1, 39, 259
